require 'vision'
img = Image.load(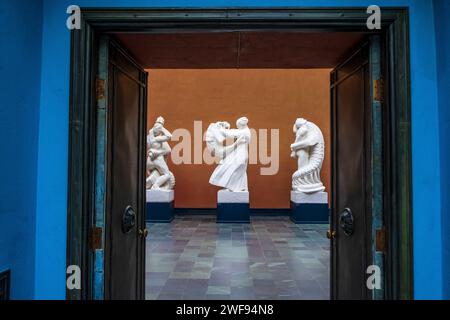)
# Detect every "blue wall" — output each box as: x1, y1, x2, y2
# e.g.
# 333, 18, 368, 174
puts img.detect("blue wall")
0, 0, 439, 299
0, 0, 42, 299
433, 0, 450, 300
